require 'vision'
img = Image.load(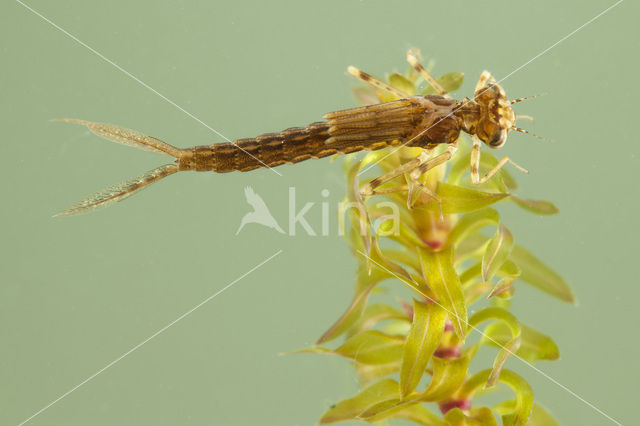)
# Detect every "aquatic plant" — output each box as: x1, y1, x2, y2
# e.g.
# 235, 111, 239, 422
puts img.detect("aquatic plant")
299, 59, 574, 425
